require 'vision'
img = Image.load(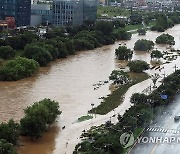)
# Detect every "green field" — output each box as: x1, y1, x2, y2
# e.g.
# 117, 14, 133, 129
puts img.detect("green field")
98, 6, 131, 18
